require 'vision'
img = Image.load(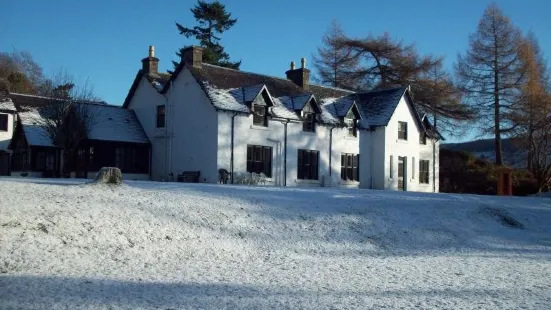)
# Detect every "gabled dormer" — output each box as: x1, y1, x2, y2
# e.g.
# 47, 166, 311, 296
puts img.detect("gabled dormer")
243, 85, 273, 127
290, 94, 320, 132
342, 103, 361, 137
